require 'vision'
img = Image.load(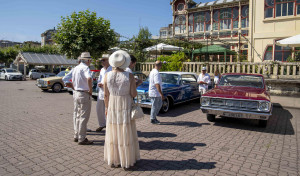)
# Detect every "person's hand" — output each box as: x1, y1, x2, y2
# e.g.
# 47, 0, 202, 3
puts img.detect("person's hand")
98, 83, 103, 88
65, 83, 72, 88
161, 95, 165, 100
199, 81, 206, 84
105, 109, 108, 116
88, 90, 92, 96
